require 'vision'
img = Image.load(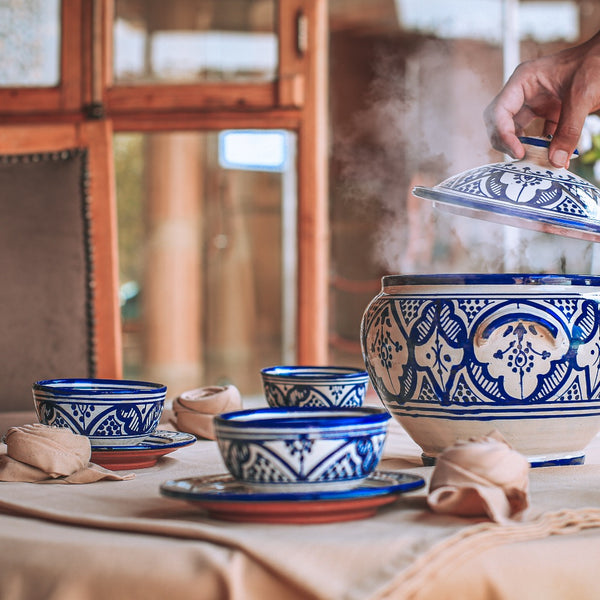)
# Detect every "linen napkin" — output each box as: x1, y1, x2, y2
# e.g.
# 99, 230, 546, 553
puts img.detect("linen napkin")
171, 384, 242, 440
0, 424, 134, 483
427, 430, 530, 523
